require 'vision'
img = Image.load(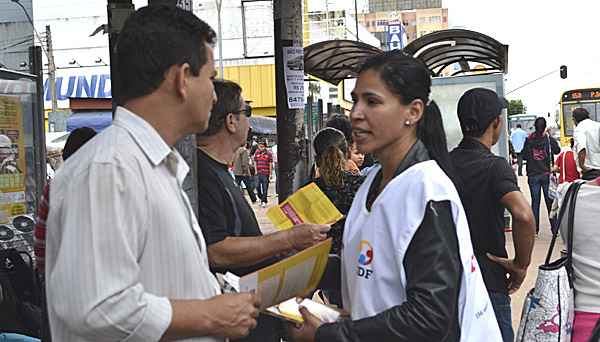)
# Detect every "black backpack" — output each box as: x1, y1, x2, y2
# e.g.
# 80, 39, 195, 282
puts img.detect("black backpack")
0, 248, 41, 337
